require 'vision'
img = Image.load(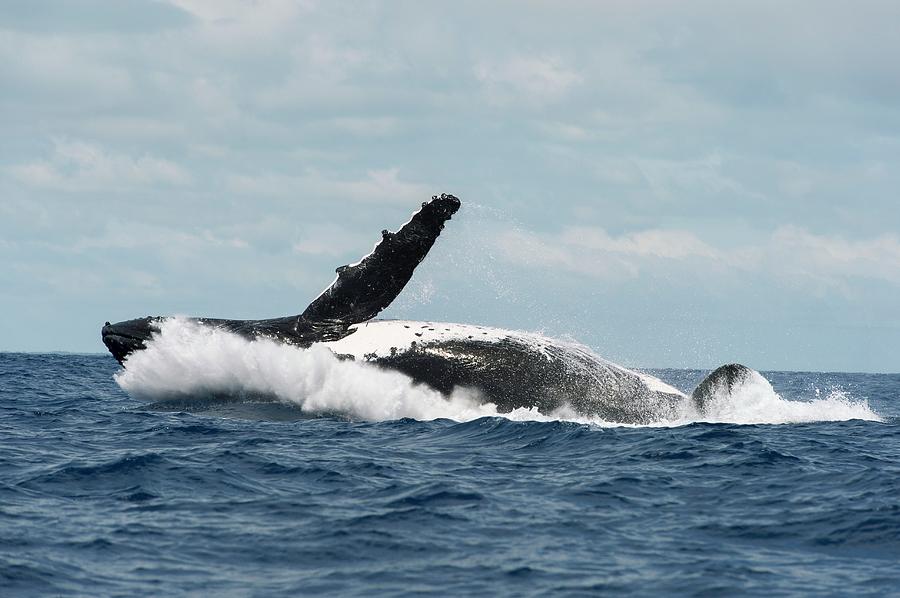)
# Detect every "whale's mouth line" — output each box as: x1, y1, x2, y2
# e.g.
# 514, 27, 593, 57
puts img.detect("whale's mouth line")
103, 332, 146, 344
102, 325, 154, 365
101, 326, 152, 346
